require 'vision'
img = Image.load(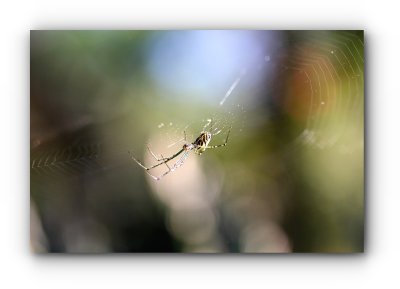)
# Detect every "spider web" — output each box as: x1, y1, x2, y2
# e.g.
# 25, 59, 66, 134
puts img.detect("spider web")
30, 31, 363, 180
209, 31, 364, 155
287, 31, 364, 152
31, 143, 101, 177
